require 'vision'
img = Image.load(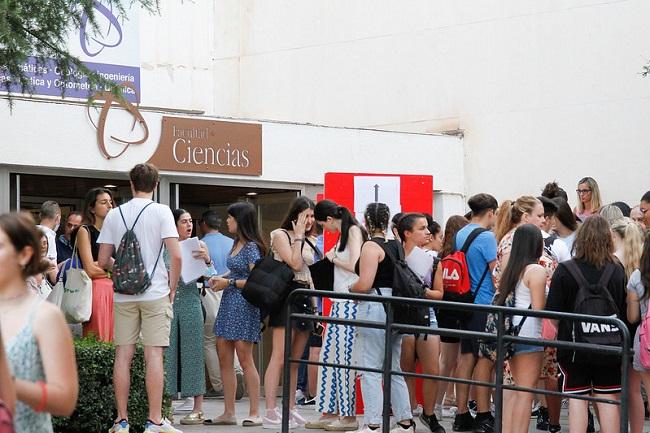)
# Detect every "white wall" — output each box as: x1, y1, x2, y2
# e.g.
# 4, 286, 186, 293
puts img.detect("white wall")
134, 0, 650, 209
